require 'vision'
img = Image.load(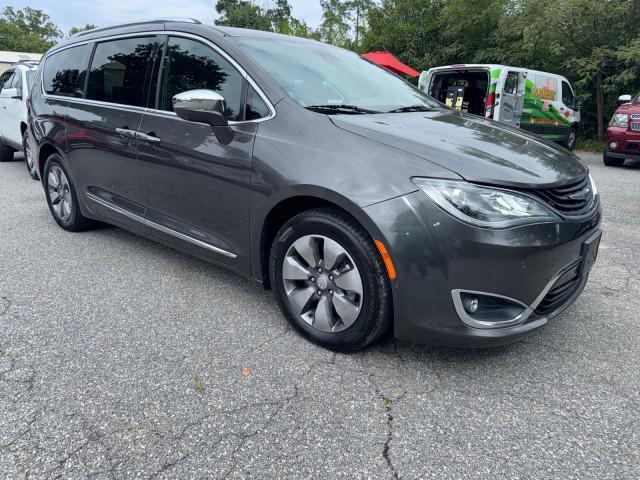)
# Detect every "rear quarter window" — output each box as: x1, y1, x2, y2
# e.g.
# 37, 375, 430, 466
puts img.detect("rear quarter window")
43, 44, 92, 97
